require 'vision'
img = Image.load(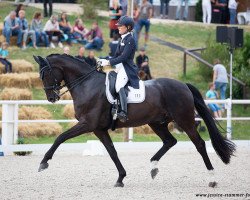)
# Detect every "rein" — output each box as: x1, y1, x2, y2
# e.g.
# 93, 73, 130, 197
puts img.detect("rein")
41, 57, 98, 98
